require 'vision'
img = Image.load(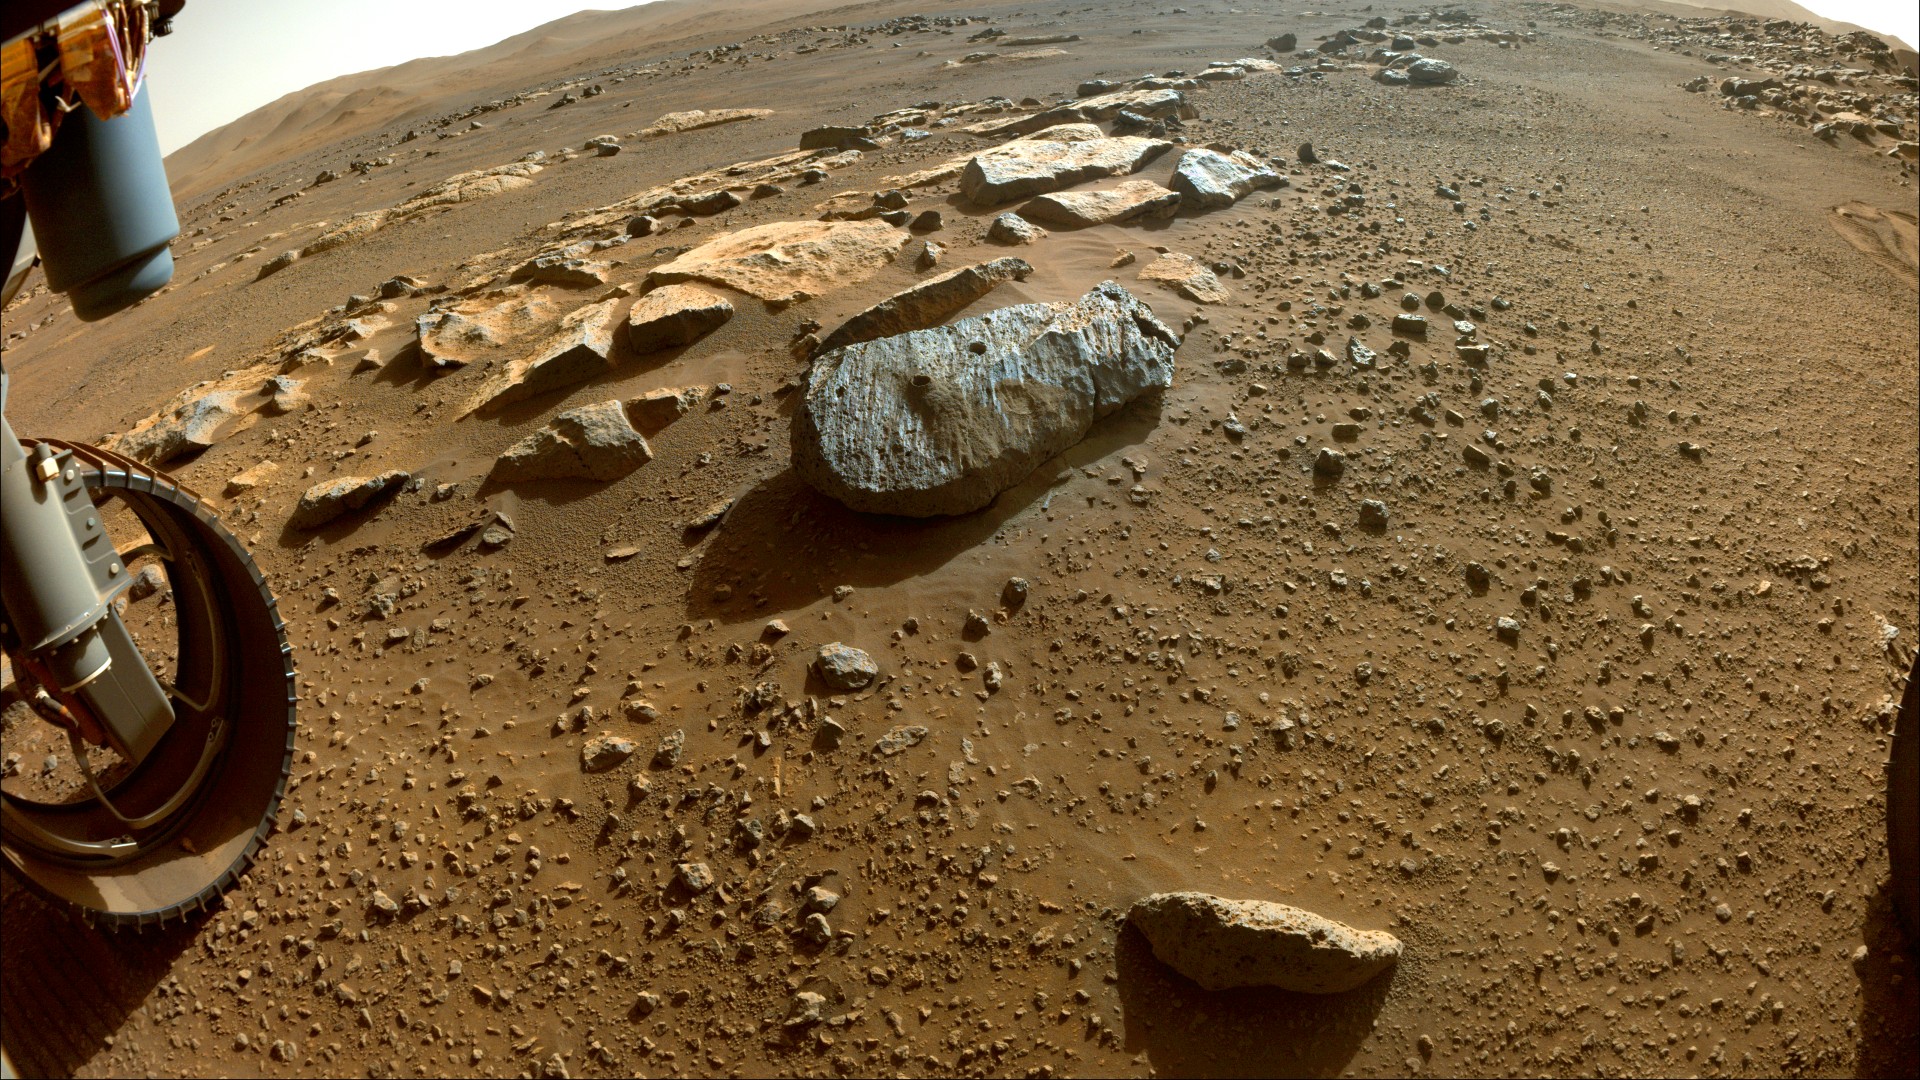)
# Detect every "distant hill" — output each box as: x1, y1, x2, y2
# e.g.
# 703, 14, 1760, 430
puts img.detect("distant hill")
161, 0, 850, 199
